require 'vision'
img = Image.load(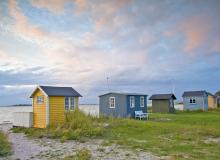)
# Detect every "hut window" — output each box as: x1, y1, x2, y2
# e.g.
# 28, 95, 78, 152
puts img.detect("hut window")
65, 97, 75, 110
190, 98, 196, 104
130, 96, 135, 108
109, 97, 115, 108
36, 96, 44, 104
70, 97, 74, 110
140, 96, 144, 107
